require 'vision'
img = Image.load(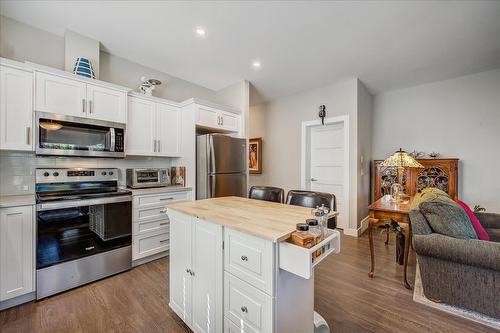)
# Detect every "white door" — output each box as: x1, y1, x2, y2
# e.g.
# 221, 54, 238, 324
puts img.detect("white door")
35, 72, 87, 117
303, 118, 348, 230
169, 210, 194, 325
196, 105, 220, 129
156, 103, 182, 157
192, 219, 223, 333
87, 84, 127, 123
126, 97, 156, 156
219, 111, 239, 132
0, 206, 34, 301
0, 65, 33, 151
